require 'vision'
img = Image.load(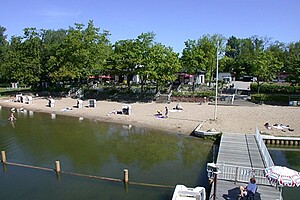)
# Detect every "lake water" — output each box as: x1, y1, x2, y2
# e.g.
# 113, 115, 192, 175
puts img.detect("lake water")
0, 107, 213, 200
1, 106, 299, 200
269, 147, 300, 200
